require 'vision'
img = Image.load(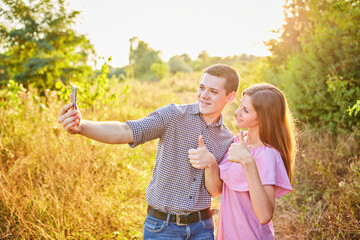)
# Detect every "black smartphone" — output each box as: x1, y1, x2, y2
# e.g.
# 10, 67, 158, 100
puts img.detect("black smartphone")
72, 85, 77, 110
